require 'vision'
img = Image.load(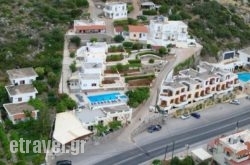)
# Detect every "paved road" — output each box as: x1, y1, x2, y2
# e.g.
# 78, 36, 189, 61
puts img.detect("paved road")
95, 106, 250, 165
